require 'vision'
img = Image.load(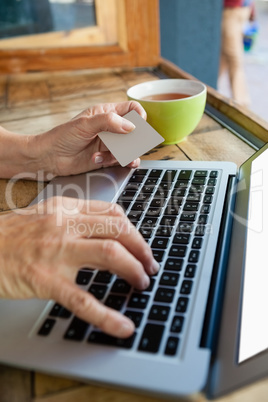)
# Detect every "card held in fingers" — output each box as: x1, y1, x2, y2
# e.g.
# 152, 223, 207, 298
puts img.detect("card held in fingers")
98, 110, 165, 167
